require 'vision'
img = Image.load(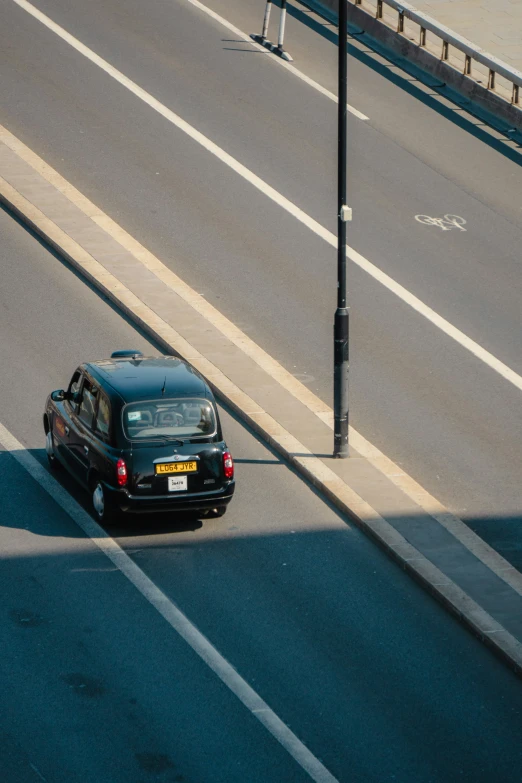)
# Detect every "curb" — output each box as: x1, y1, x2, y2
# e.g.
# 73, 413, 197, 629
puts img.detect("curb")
2, 176, 522, 679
